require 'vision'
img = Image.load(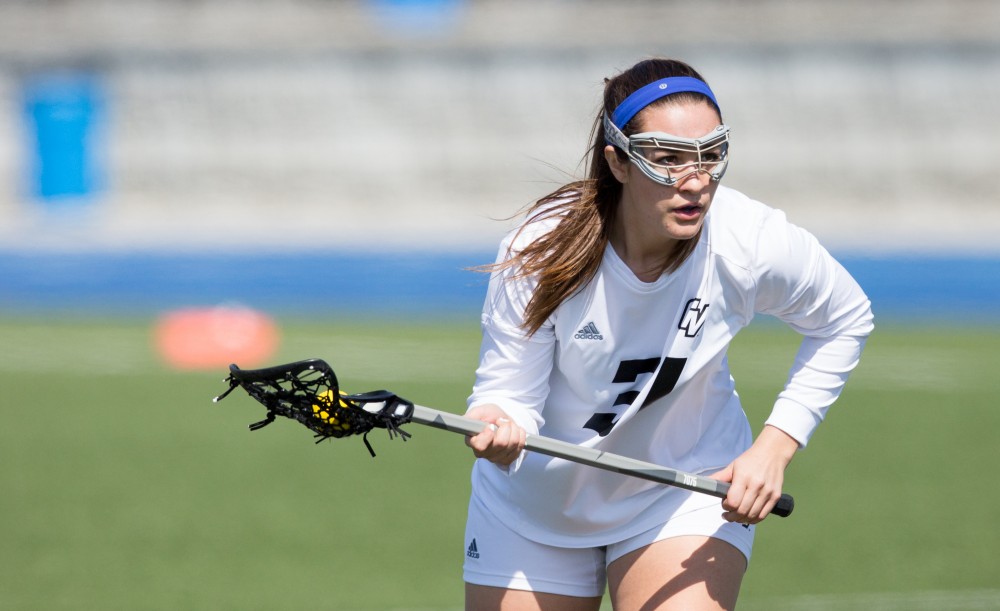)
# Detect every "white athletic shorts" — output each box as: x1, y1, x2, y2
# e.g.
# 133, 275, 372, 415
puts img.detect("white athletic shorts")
462, 491, 755, 598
